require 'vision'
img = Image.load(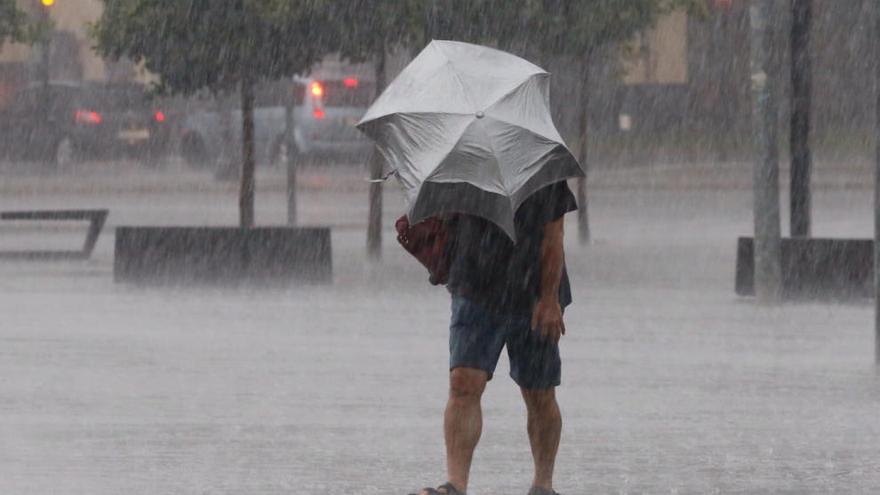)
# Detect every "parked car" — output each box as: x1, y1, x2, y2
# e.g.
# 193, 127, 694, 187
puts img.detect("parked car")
179, 65, 375, 169
0, 80, 173, 169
